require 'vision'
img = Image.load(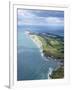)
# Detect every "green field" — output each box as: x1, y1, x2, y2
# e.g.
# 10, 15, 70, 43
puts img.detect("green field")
37, 34, 64, 60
